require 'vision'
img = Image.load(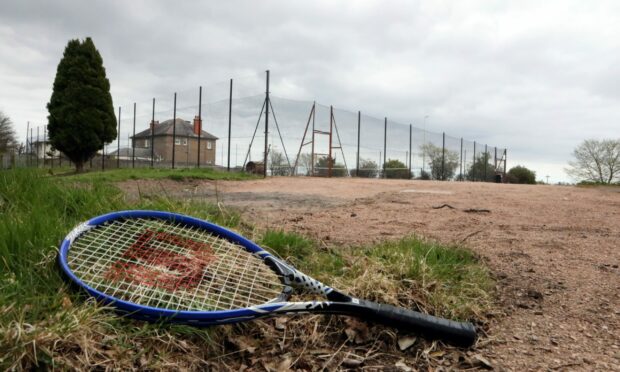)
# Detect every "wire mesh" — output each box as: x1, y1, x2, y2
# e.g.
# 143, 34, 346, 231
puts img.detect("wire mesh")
13, 72, 506, 182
